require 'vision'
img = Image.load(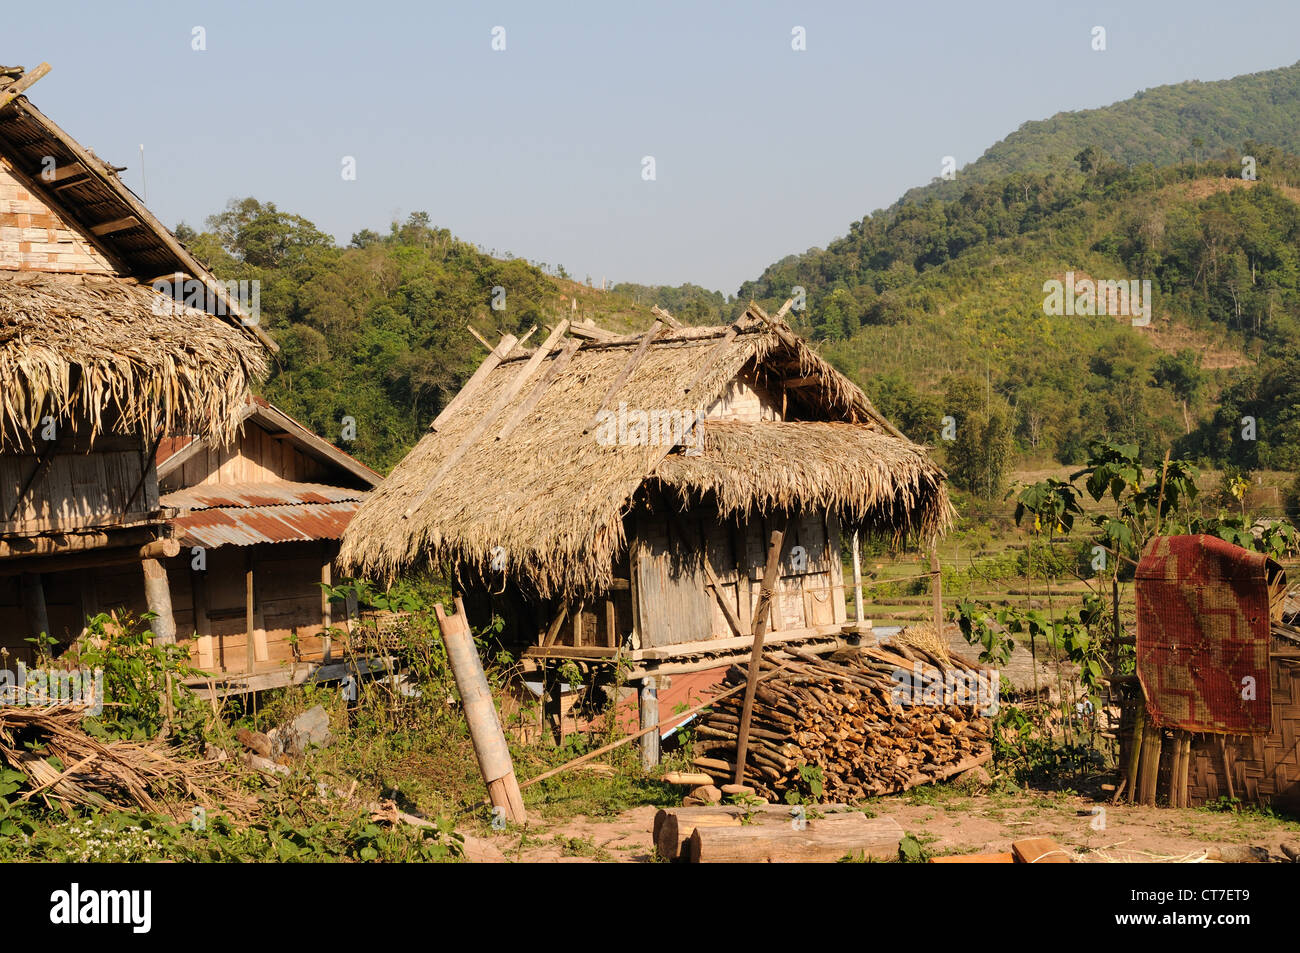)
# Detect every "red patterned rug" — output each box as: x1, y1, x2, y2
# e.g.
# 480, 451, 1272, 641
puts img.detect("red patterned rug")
1134, 535, 1275, 735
